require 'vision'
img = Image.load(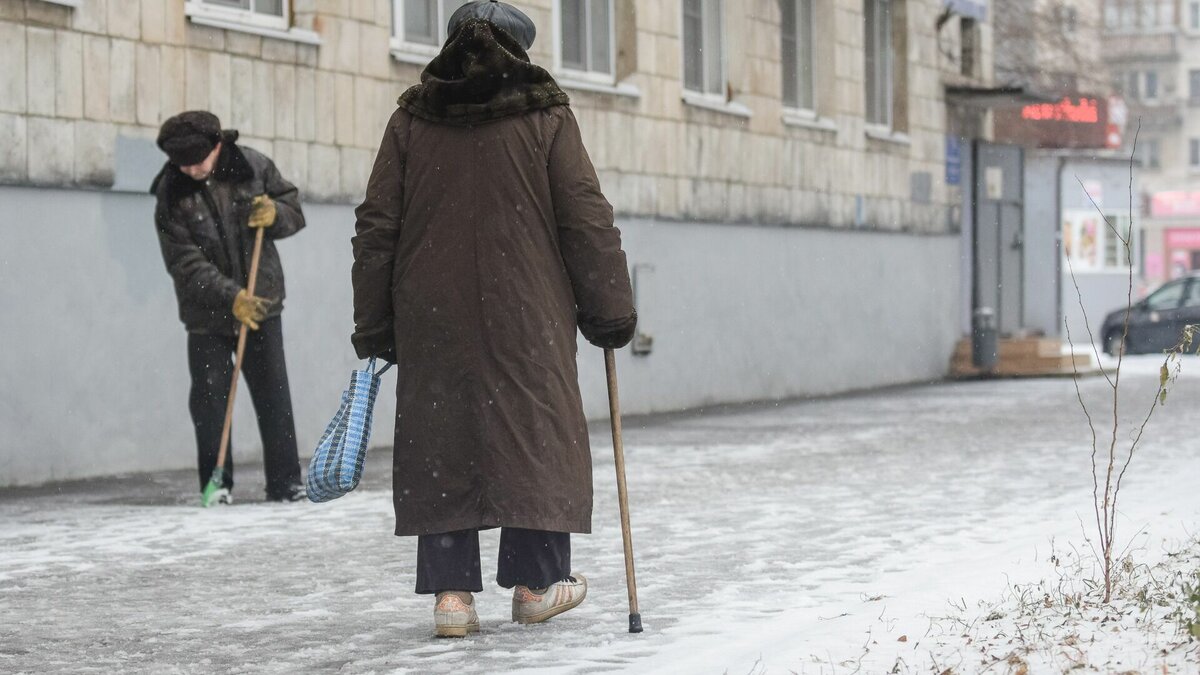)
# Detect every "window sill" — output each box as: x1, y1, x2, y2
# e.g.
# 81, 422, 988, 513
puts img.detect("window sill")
390, 42, 439, 66
185, 12, 321, 45
681, 92, 753, 118
557, 76, 641, 99
35, 0, 80, 7
865, 125, 911, 146
782, 109, 837, 133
